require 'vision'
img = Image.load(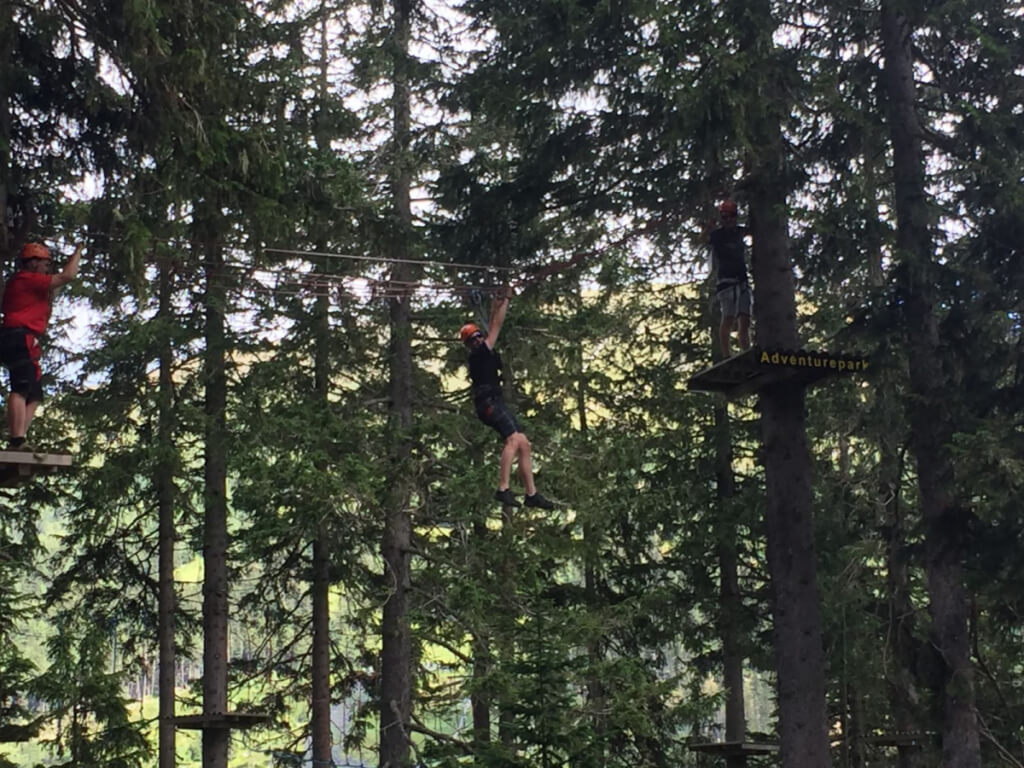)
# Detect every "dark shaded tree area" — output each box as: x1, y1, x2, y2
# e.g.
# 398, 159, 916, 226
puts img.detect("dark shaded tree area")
1, 0, 1022, 767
